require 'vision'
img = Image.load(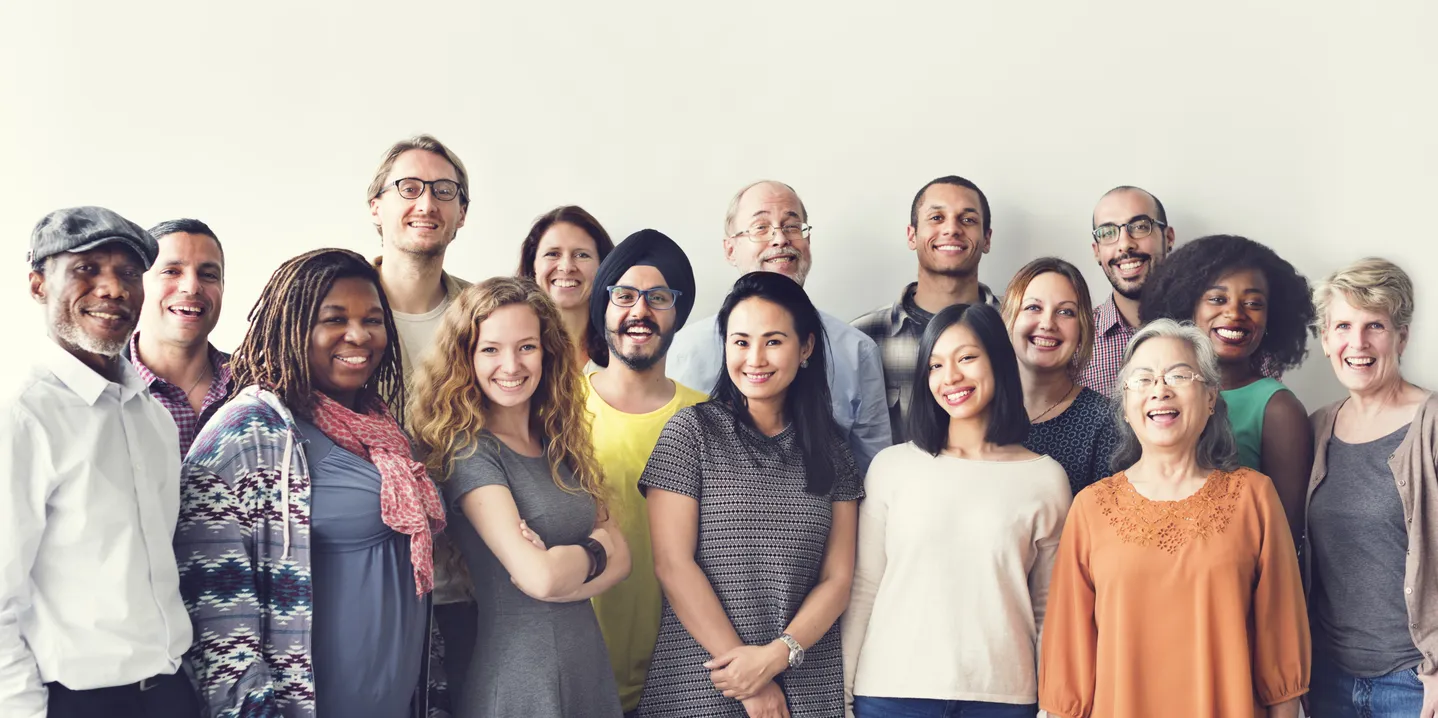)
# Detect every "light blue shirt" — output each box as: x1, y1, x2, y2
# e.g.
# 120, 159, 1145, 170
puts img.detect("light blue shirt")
666, 310, 893, 471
